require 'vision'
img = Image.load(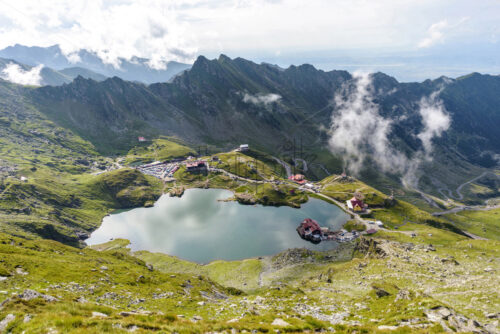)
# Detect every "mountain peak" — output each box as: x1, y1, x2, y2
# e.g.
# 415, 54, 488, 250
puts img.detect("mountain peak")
218, 54, 232, 62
